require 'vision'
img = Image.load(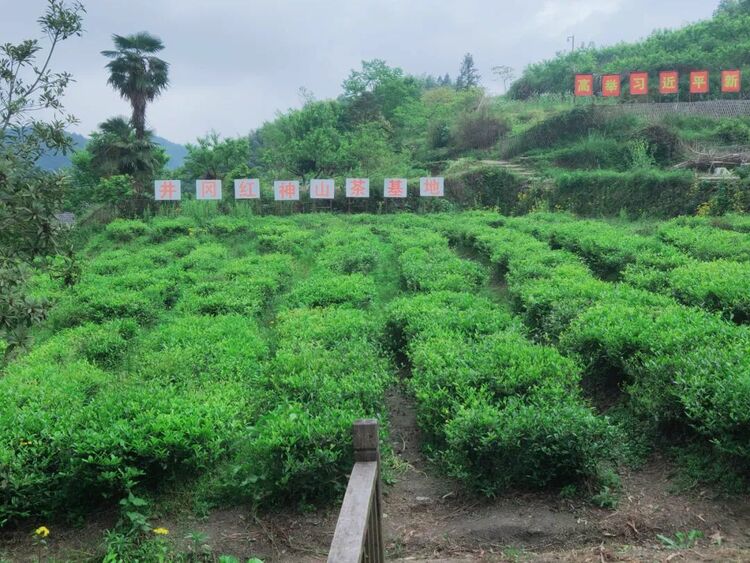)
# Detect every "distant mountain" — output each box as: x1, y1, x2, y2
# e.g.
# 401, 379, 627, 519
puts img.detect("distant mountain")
37, 131, 187, 171
153, 135, 188, 169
